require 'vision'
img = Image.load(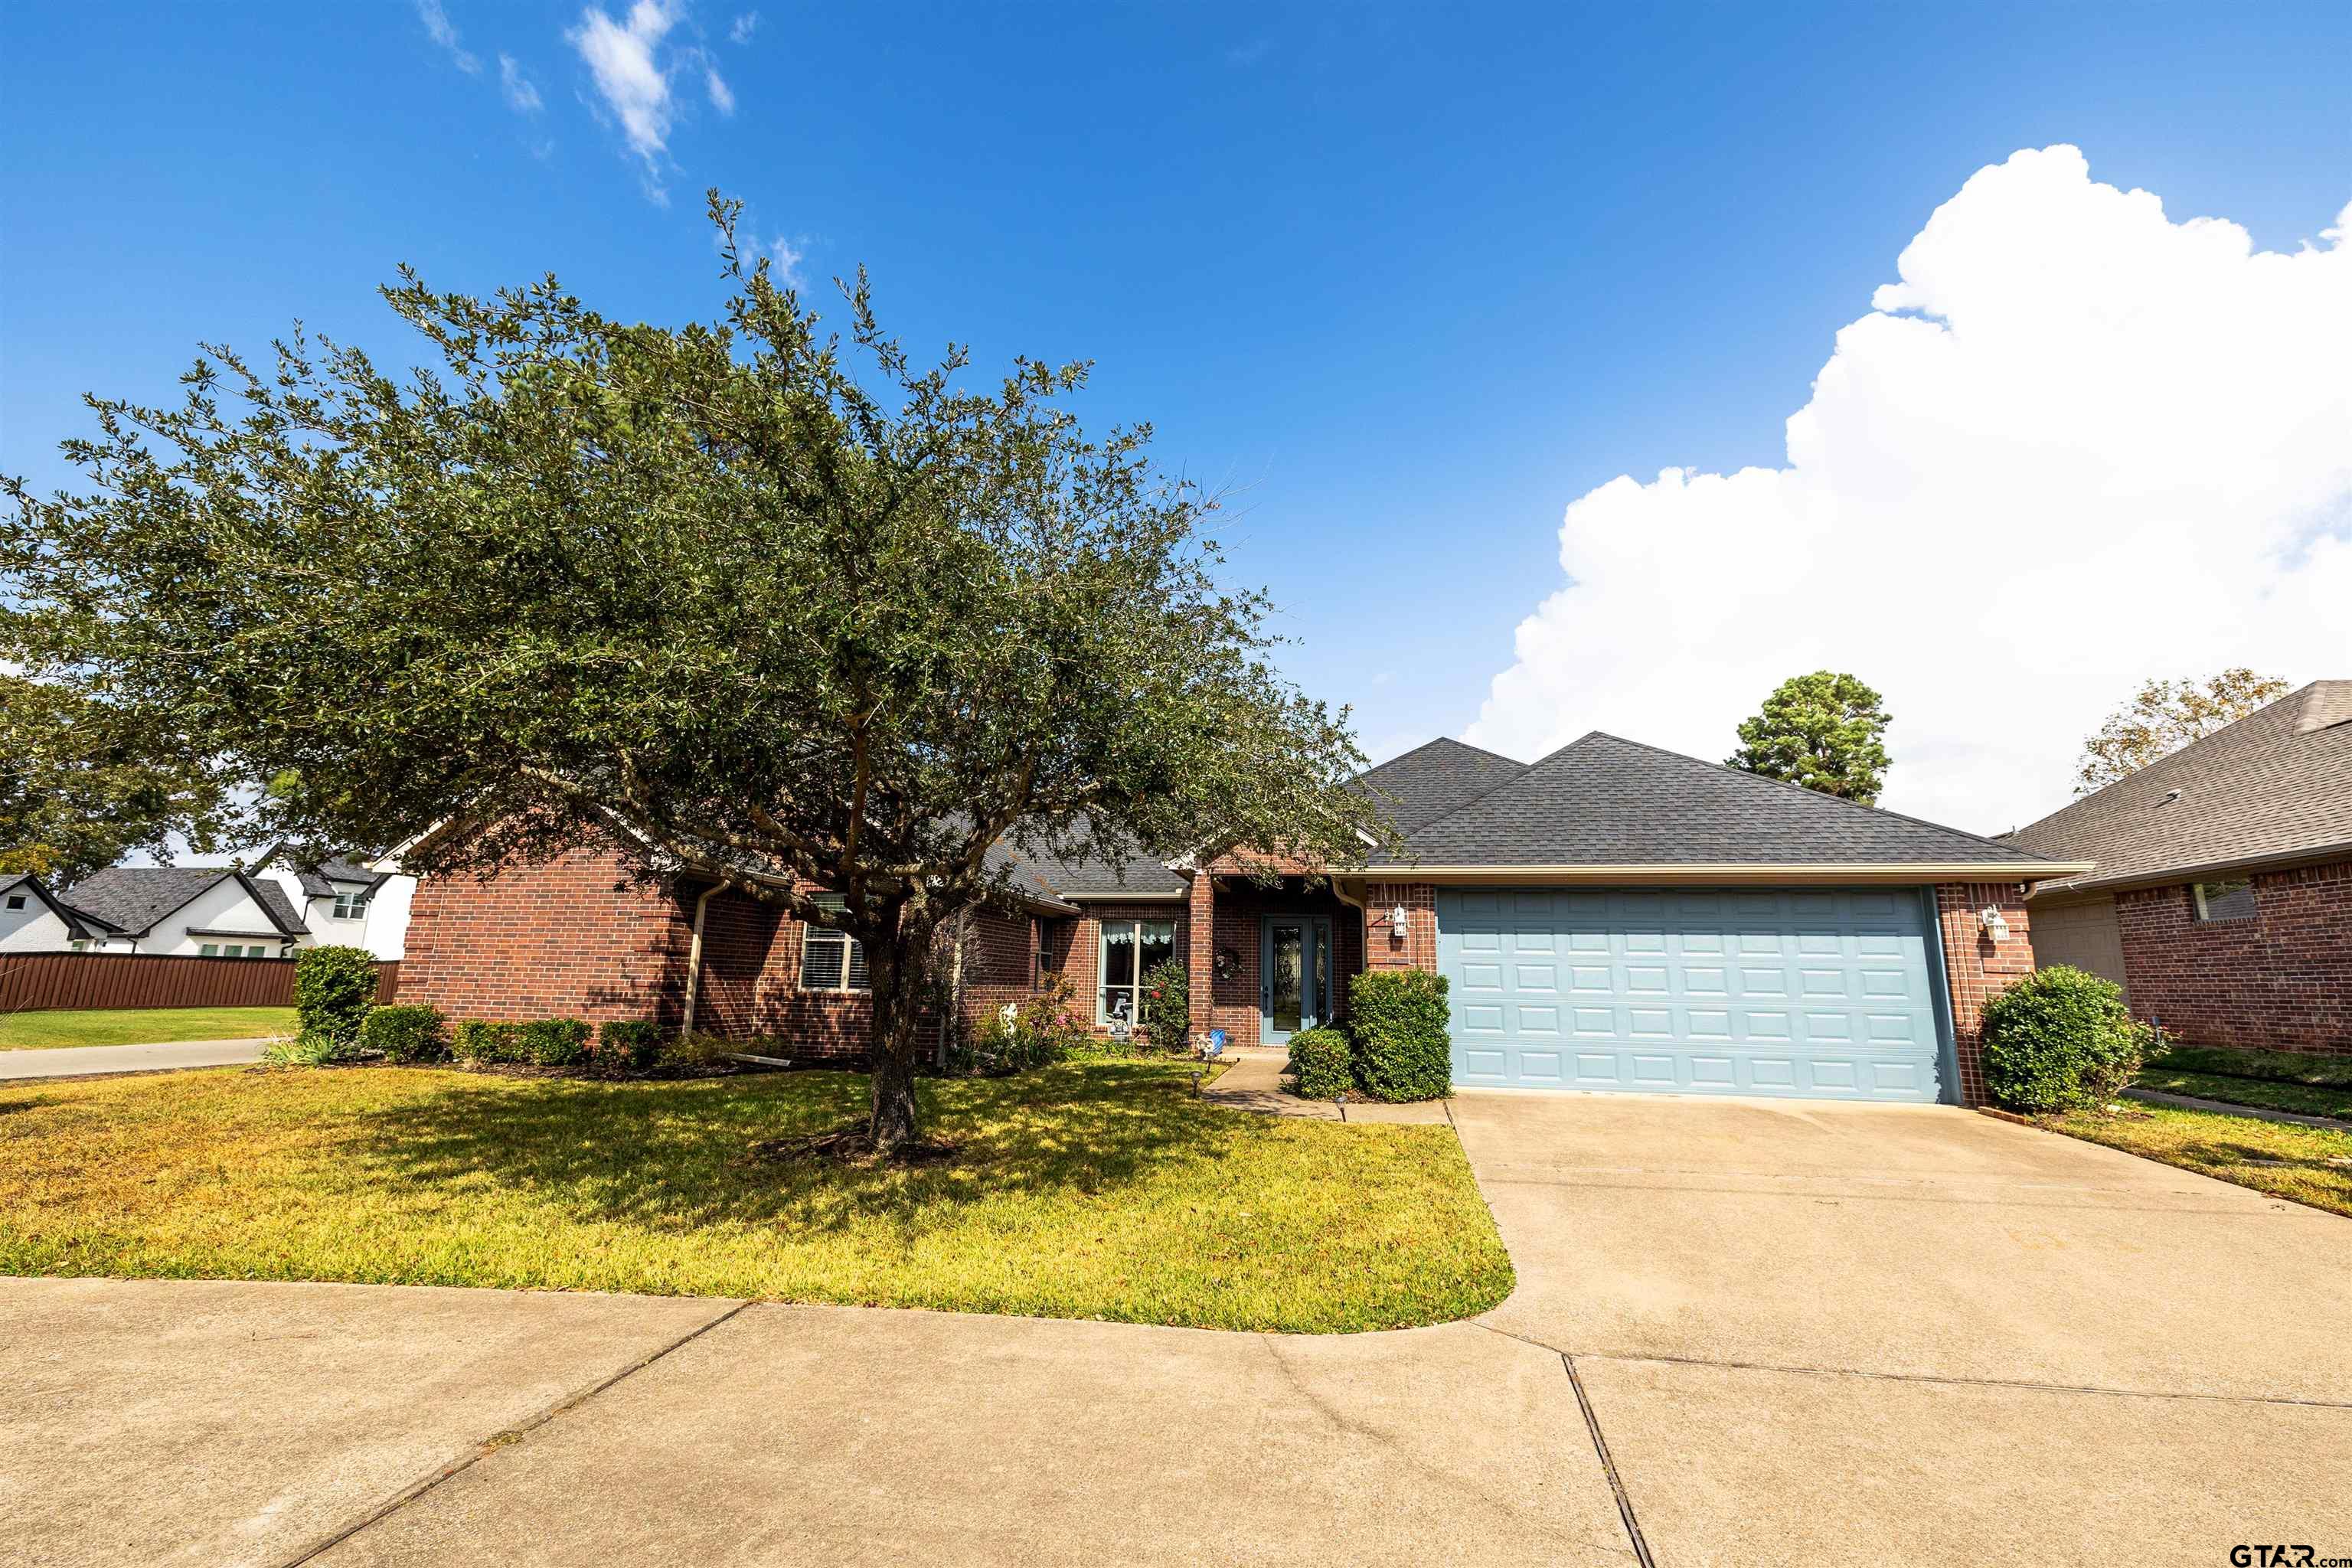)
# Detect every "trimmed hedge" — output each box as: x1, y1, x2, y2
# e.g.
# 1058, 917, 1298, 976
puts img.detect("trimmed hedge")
294, 945, 379, 1047
1348, 969, 1453, 1102
360, 1004, 448, 1063
518, 1018, 590, 1067
1981, 965, 2151, 1113
452, 1021, 524, 1064
1285, 1027, 1354, 1099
